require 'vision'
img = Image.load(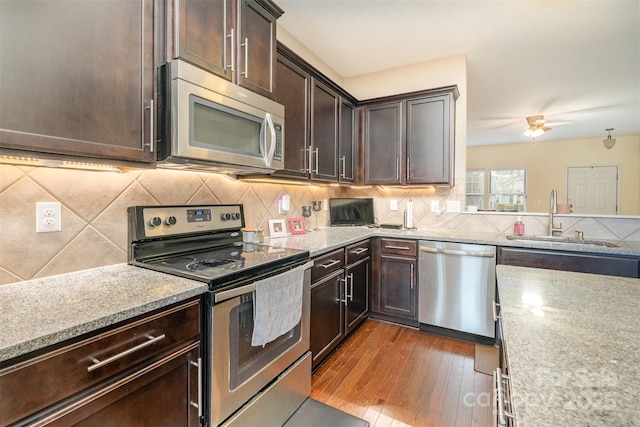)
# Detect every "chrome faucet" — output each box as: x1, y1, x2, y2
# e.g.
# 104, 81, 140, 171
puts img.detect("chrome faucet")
549, 189, 563, 236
